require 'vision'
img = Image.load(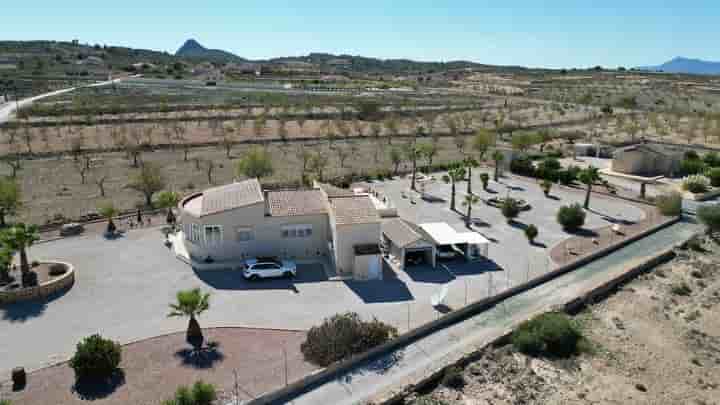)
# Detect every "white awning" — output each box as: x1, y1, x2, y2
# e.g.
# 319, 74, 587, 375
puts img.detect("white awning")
419, 223, 490, 246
